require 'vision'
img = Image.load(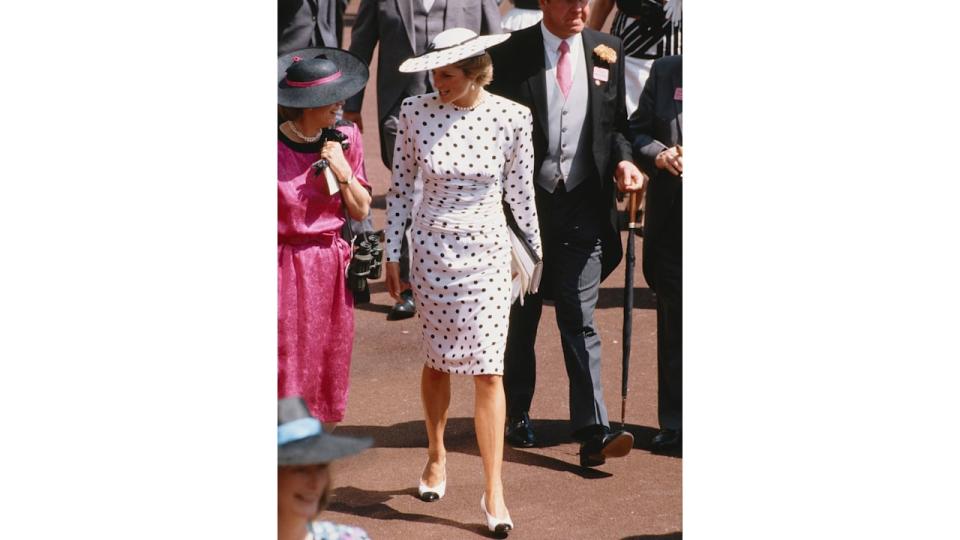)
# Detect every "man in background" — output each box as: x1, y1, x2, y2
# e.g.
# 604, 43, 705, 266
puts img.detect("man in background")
629, 54, 682, 453
588, 0, 681, 116
279, 0, 349, 54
